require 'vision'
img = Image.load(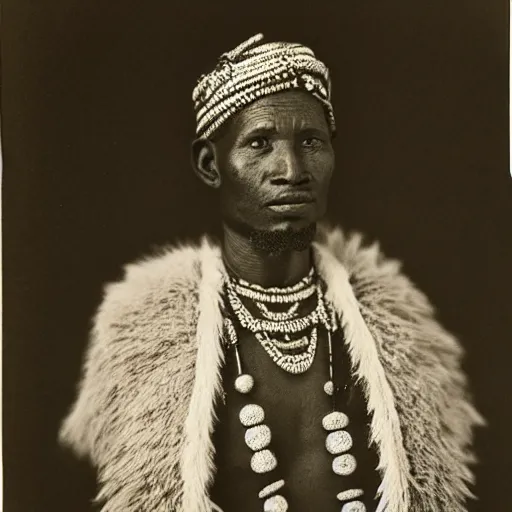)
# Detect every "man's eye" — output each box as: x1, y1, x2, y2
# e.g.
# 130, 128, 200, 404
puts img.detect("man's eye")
302, 137, 321, 147
249, 137, 269, 149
